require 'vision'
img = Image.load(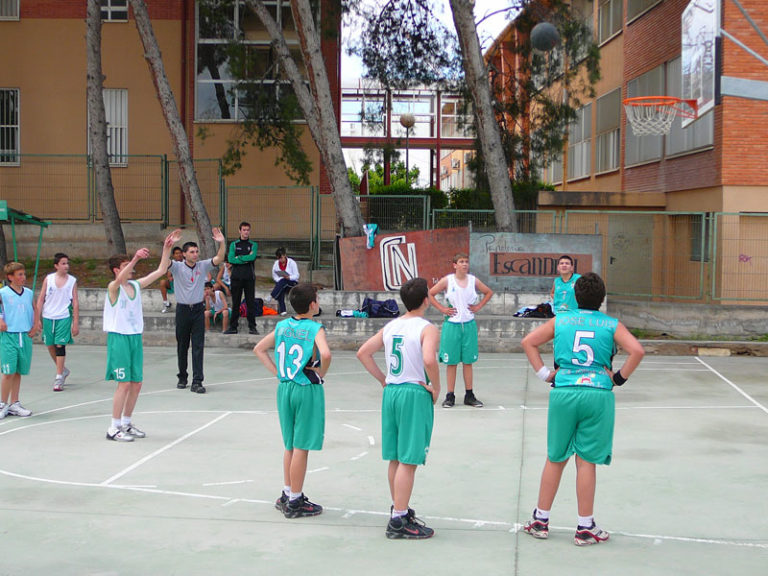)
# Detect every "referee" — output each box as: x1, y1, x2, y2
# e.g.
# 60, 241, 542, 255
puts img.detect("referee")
169, 228, 227, 394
